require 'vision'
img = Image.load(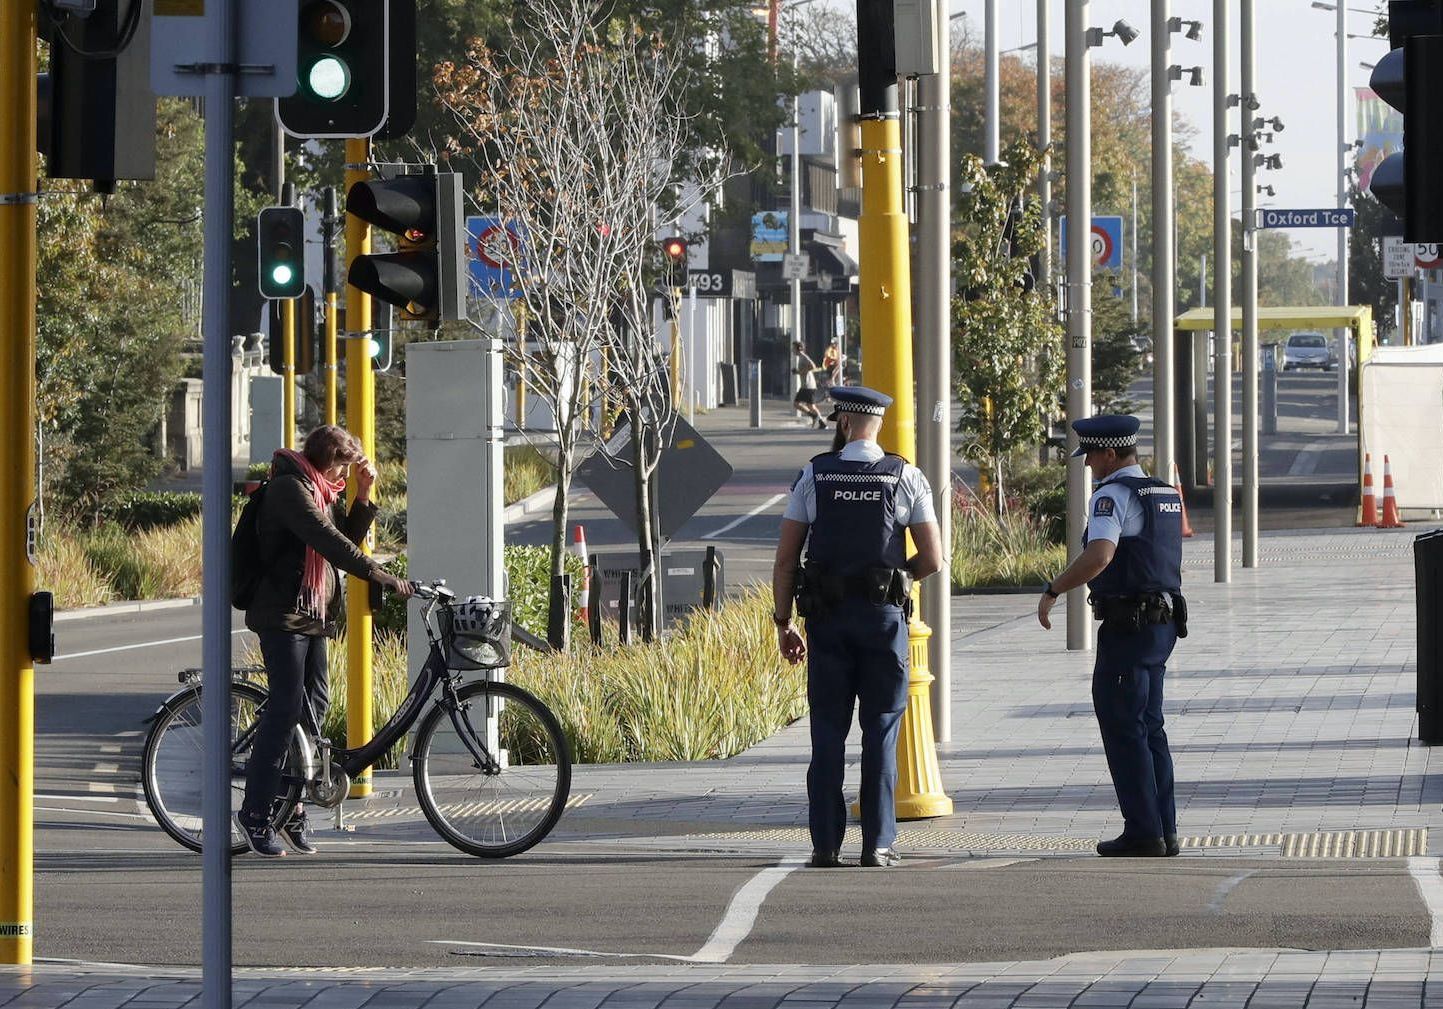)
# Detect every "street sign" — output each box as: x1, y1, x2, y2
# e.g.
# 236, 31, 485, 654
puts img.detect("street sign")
781, 253, 809, 281
152, 0, 299, 97
466, 216, 520, 298
1416, 243, 1443, 270
1059, 215, 1124, 270
576, 417, 734, 542
1384, 236, 1414, 279
687, 269, 757, 299
1256, 208, 1356, 229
